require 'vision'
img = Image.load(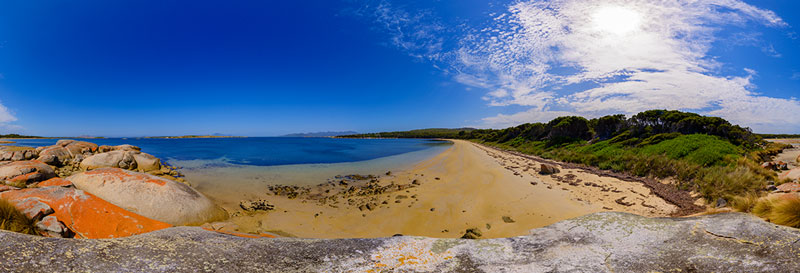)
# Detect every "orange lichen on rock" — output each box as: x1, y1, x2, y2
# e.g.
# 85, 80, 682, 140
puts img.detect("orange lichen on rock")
0, 187, 171, 239
37, 178, 74, 188
0, 160, 56, 185
0, 185, 19, 192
